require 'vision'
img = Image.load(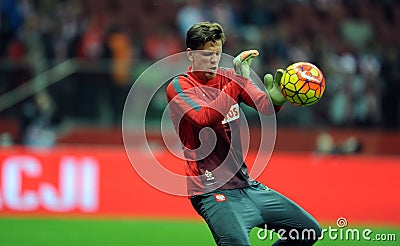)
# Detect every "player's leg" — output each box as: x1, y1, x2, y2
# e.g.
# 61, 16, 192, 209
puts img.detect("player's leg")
246, 182, 322, 246
190, 189, 263, 246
